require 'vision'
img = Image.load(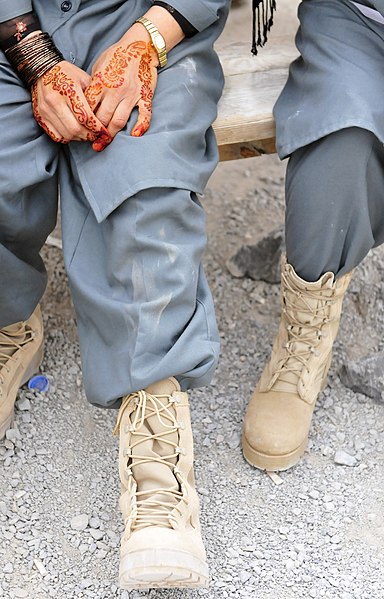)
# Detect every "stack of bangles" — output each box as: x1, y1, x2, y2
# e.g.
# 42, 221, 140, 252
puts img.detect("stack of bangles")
5, 31, 64, 89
